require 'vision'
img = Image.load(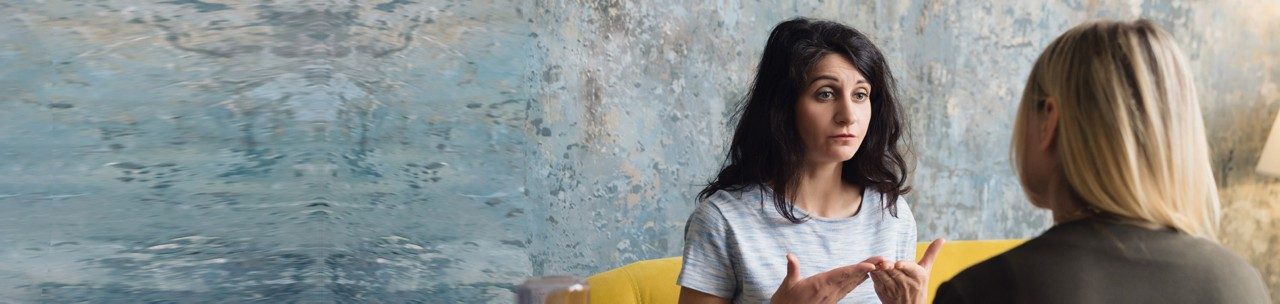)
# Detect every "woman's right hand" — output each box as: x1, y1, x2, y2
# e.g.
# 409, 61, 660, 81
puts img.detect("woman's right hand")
770, 253, 886, 304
